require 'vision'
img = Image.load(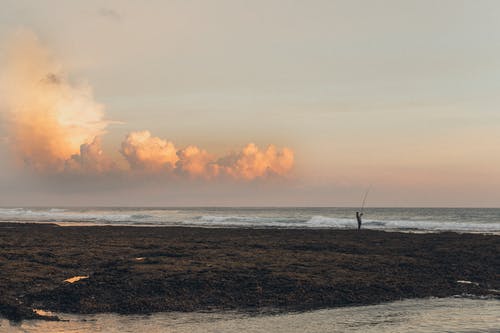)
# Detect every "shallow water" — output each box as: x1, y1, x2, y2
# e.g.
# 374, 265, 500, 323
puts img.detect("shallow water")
2, 297, 499, 333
